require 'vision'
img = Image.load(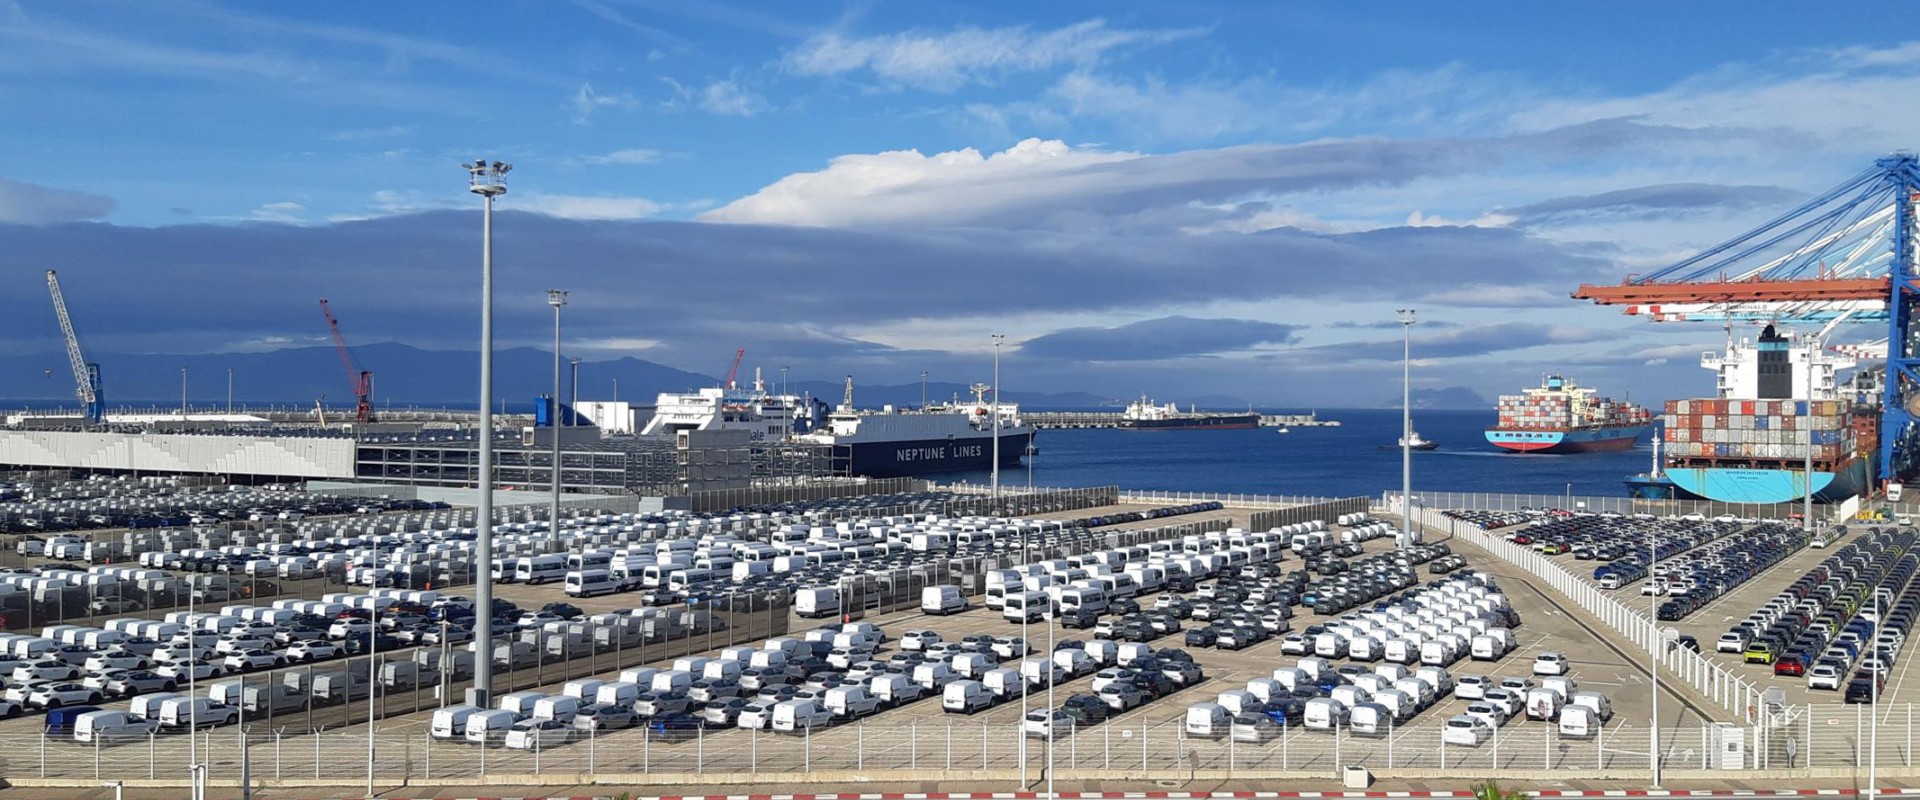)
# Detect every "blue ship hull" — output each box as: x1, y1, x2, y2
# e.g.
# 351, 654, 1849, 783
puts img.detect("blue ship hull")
1665, 459, 1868, 504
1485, 423, 1650, 453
